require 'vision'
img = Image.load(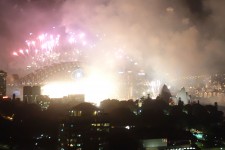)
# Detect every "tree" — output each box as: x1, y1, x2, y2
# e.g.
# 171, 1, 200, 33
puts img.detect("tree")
160, 84, 172, 103
100, 99, 120, 113
109, 107, 136, 126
